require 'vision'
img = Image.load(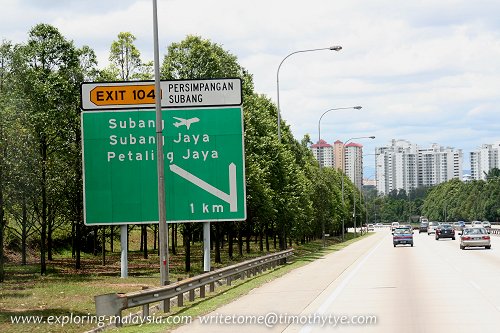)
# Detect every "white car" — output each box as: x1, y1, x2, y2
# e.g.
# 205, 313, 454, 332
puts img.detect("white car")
427, 221, 440, 235
460, 227, 491, 250
391, 222, 400, 233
